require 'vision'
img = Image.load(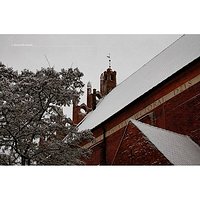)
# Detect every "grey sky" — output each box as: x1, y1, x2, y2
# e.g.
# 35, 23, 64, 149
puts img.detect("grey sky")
0, 34, 181, 117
